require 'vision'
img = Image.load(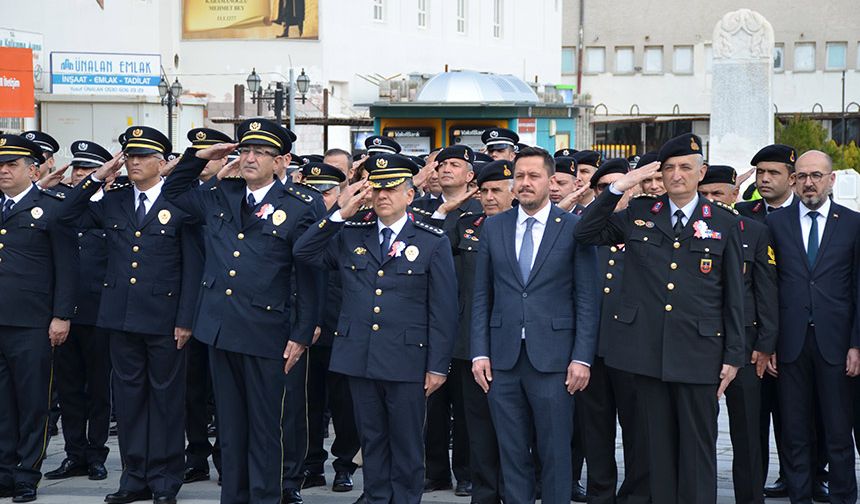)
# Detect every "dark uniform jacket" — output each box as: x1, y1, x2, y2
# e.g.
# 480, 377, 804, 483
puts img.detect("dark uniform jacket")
0, 185, 77, 327
575, 191, 745, 384
293, 212, 458, 383
72, 226, 108, 326
447, 211, 486, 361
596, 245, 625, 359
738, 216, 778, 358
